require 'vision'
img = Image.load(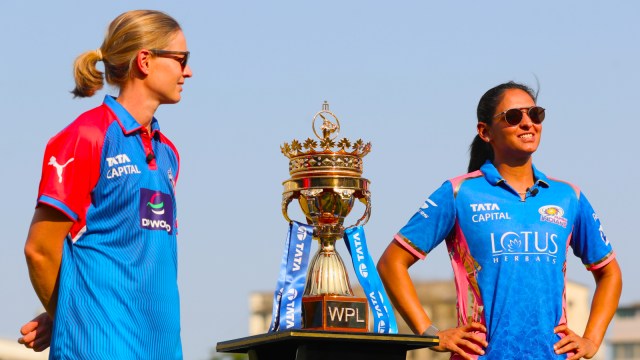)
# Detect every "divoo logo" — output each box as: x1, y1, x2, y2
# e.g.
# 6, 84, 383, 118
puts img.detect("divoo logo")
139, 188, 174, 234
